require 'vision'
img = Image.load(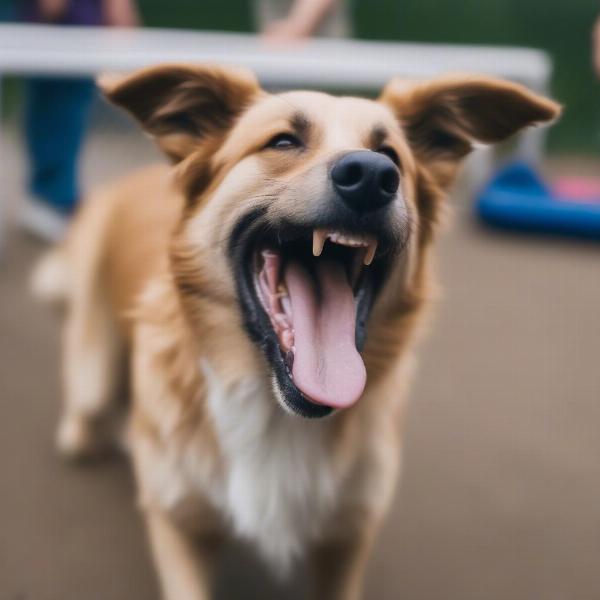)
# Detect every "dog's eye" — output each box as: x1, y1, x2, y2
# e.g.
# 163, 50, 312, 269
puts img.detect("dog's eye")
266, 133, 302, 150
376, 145, 400, 166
